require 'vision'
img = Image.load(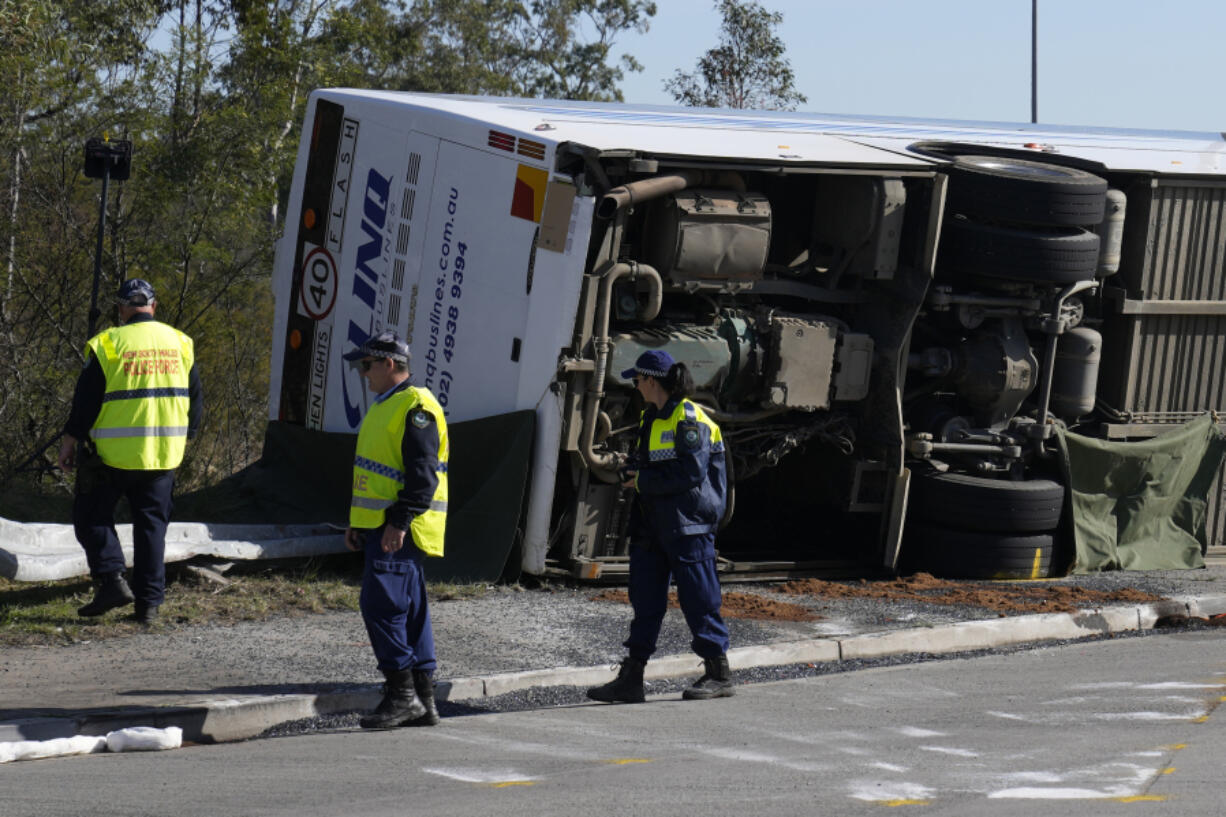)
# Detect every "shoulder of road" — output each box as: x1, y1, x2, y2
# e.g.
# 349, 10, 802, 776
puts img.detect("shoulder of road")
4, 577, 1224, 748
